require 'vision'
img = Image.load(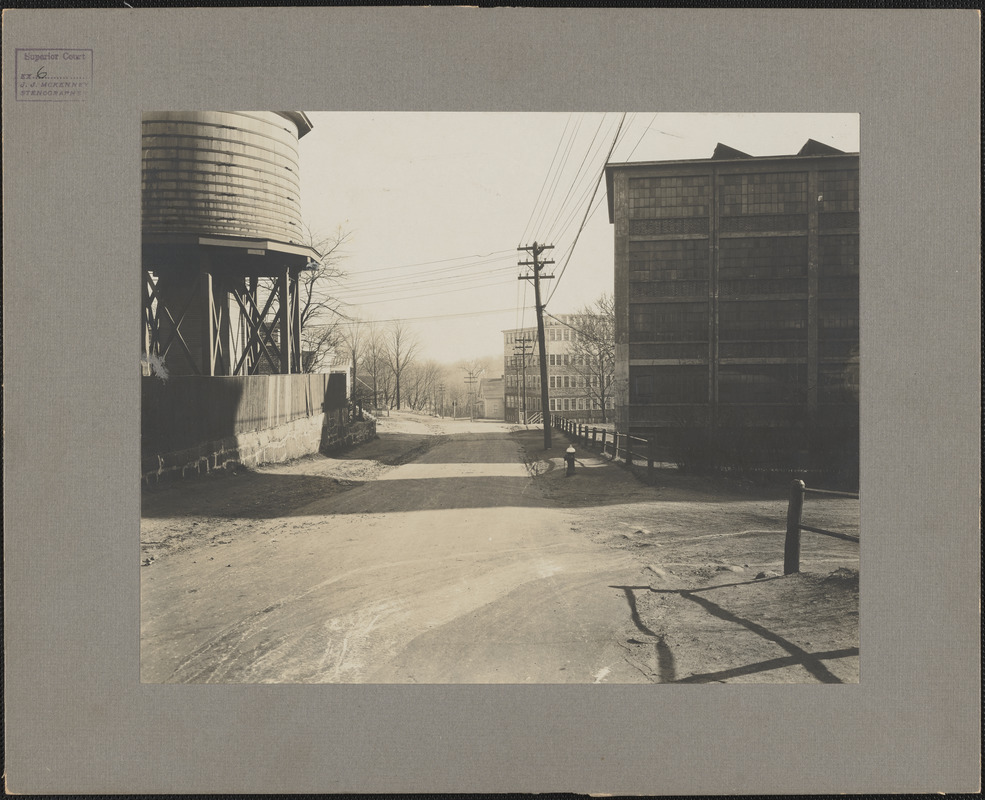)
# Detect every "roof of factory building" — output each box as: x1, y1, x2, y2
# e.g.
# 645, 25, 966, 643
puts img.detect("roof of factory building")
605, 139, 858, 223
